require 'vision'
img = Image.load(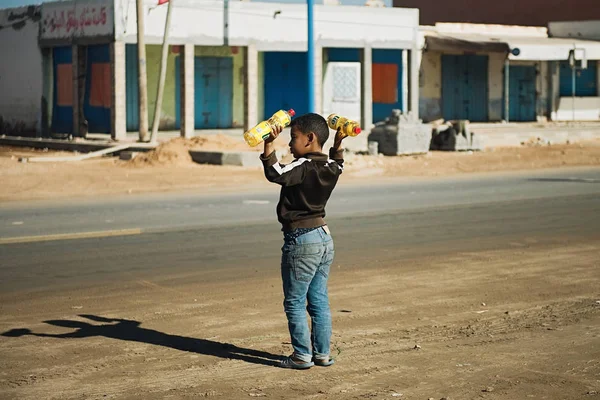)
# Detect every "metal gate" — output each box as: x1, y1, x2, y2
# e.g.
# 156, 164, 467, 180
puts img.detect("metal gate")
506, 65, 537, 122
442, 55, 489, 122
559, 60, 598, 97
51, 46, 73, 134
83, 44, 111, 133
194, 56, 233, 129
264, 52, 309, 120
372, 49, 403, 122
125, 44, 139, 131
